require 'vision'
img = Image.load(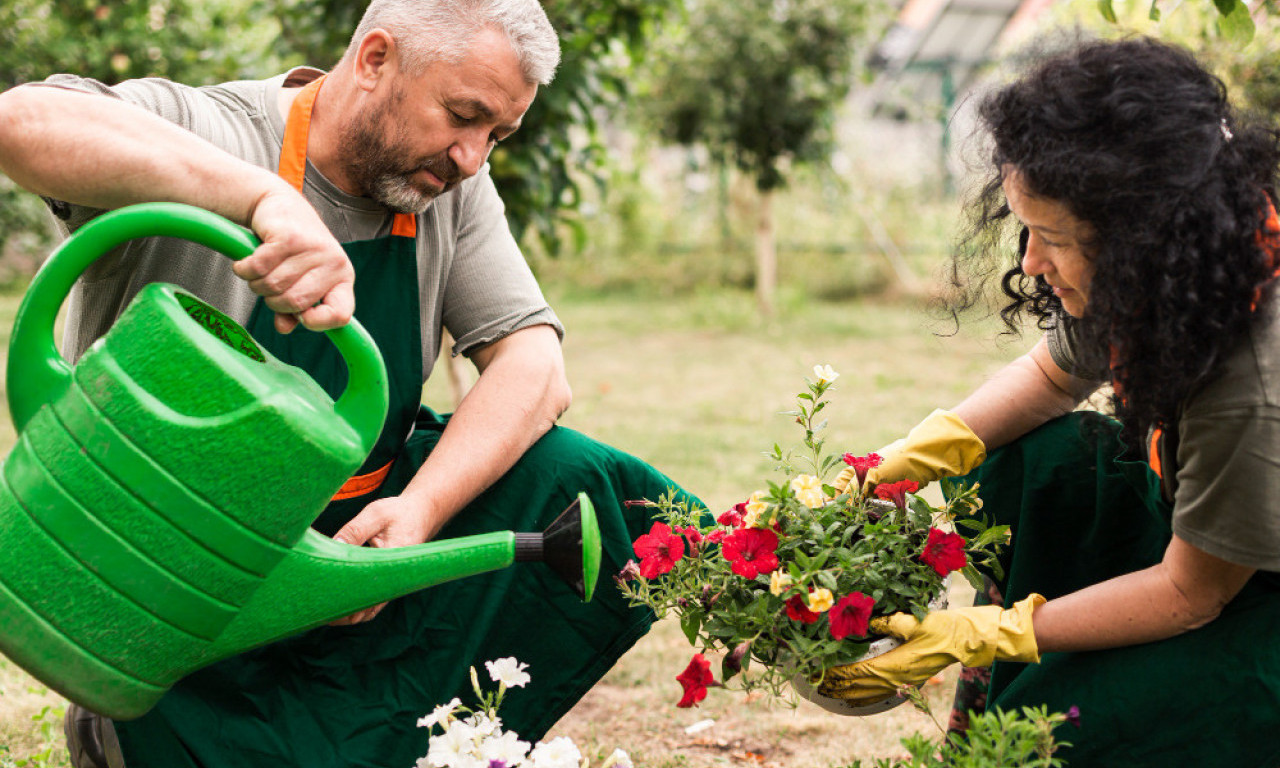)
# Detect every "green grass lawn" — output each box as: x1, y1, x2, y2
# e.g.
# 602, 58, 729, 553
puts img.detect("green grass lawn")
0, 282, 1033, 767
